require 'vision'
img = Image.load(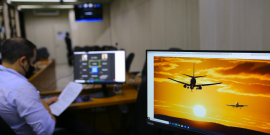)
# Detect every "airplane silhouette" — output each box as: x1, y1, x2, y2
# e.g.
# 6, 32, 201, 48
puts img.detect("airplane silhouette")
226, 102, 248, 109
168, 63, 222, 92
